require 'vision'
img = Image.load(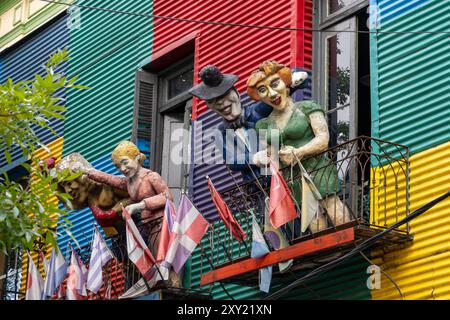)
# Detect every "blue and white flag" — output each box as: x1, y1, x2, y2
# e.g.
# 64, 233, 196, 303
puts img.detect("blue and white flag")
42, 246, 67, 299
250, 214, 272, 293
86, 228, 114, 293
